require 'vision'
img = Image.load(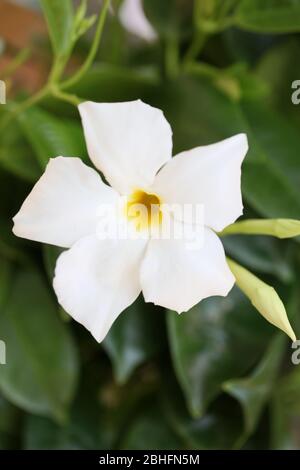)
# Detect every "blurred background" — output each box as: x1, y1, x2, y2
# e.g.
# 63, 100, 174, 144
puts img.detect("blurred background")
1, 0, 300, 450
